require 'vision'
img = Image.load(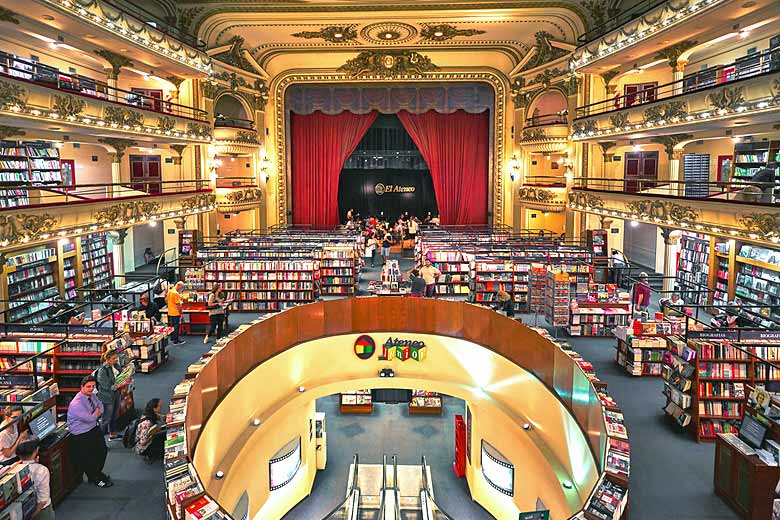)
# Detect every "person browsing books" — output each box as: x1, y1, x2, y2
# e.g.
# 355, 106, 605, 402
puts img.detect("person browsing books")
419, 259, 441, 298
16, 440, 54, 520
135, 398, 166, 462
67, 375, 112, 488
407, 269, 426, 298
96, 350, 123, 441
632, 272, 651, 314
166, 281, 185, 345
0, 406, 29, 466
138, 293, 161, 323
204, 284, 226, 344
